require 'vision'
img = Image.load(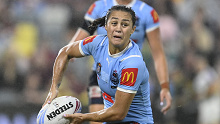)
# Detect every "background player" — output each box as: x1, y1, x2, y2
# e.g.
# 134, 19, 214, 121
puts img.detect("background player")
69, 0, 172, 122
